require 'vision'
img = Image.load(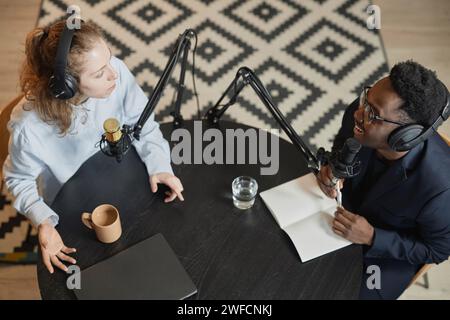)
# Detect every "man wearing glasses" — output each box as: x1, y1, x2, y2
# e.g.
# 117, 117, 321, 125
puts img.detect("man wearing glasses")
317, 61, 450, 299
